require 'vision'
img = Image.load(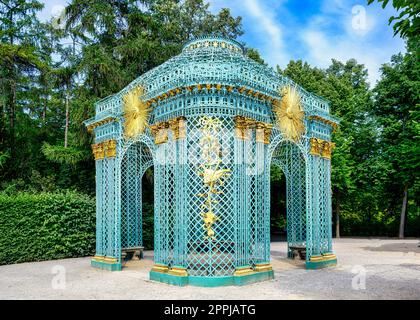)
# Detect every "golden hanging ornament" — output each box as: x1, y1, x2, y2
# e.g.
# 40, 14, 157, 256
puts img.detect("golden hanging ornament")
273, 85, 305, 142
123, 85, 150, 138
